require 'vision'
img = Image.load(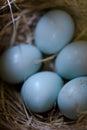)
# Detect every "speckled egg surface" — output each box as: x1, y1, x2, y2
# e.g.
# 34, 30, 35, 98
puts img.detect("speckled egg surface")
58, 77, 87, 120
